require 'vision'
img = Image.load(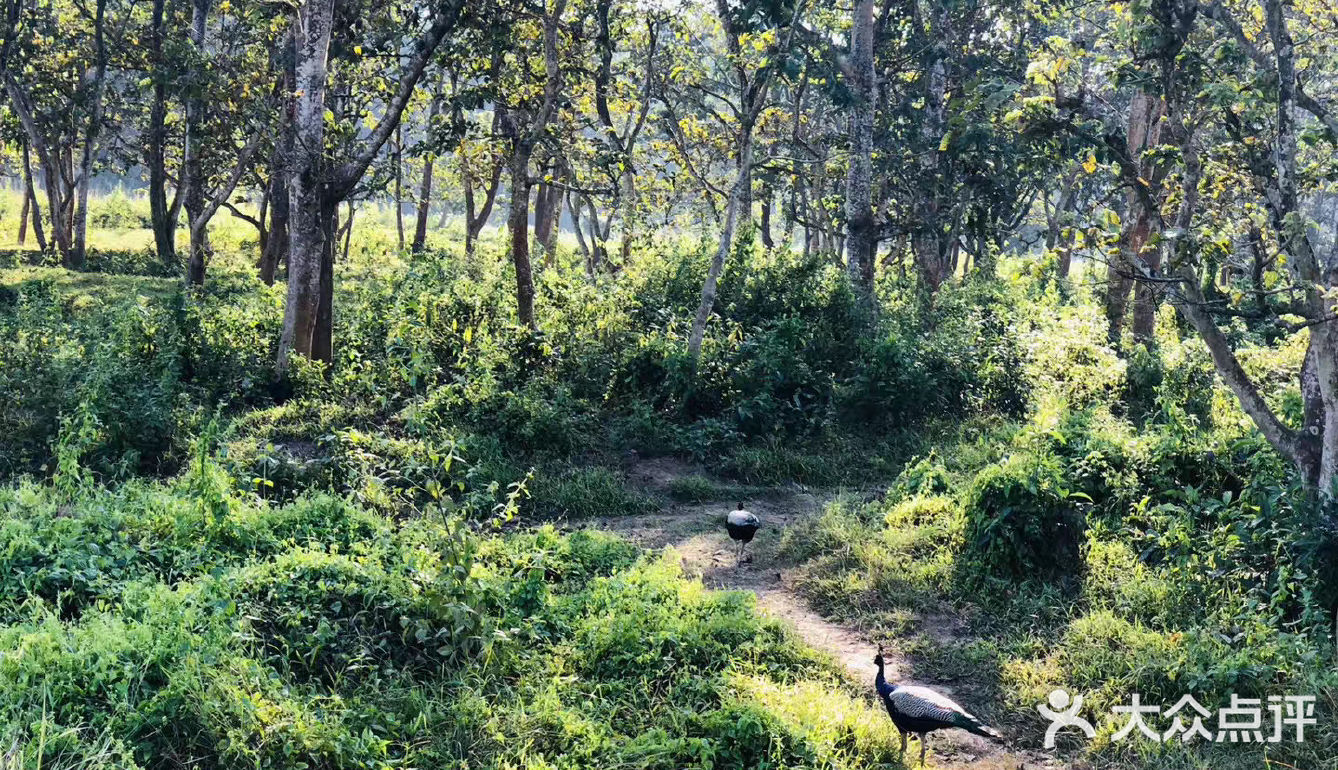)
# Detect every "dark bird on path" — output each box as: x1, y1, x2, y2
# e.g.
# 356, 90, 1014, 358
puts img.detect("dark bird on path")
874, 648, 1001, 766
725, 502, 759, 564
